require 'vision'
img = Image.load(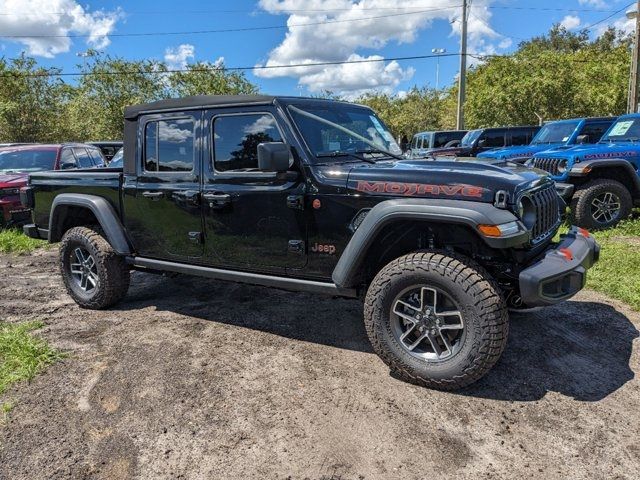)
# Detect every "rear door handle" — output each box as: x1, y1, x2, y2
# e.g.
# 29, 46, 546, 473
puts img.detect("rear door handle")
202, 192, 231, 209
142, 191, 164, 200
